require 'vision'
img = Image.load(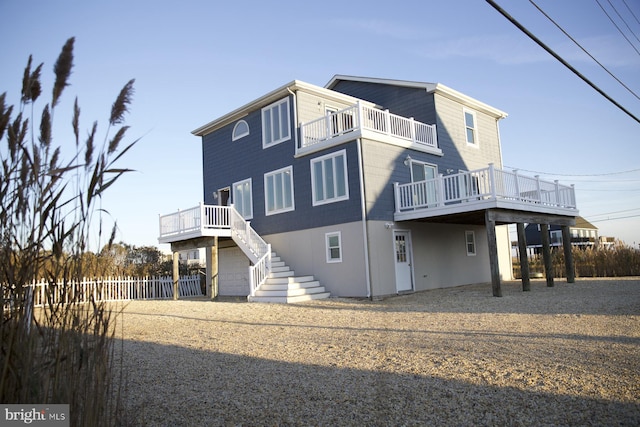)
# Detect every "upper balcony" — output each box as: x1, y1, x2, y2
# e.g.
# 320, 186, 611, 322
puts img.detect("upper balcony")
298, 101, 442, 157
394, 164, 578, 222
